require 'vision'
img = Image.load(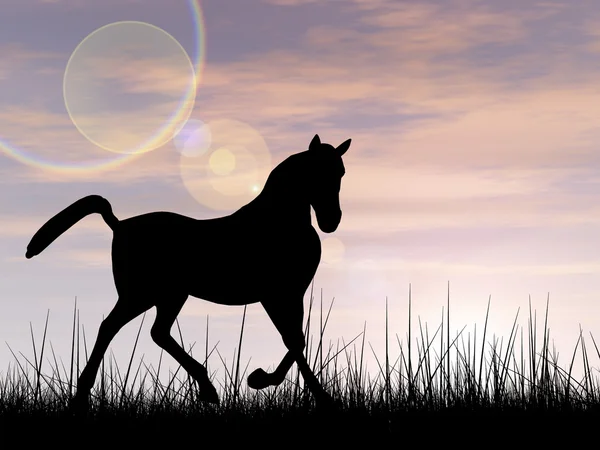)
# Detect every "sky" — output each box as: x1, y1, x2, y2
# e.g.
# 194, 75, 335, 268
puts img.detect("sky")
1, 0, 600, 396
